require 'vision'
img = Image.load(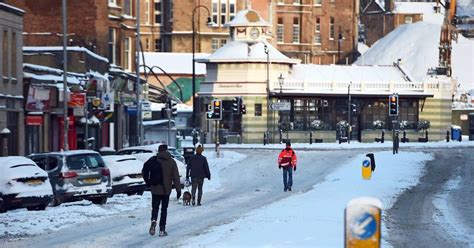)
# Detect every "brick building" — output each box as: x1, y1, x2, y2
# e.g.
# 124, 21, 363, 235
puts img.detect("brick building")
142, 0, 358, 64
6, 0, 138, 72
0, 3, 25, 156
360, 0, 437, 46
273, 0, 358, 64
